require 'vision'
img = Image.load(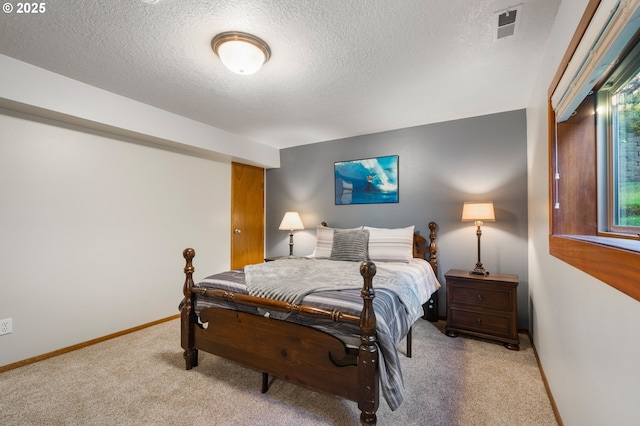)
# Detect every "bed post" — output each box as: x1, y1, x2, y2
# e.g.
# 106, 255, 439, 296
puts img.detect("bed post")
428, 221, 439, 276
358, 260, 379, 426
181, 248, 198, 369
